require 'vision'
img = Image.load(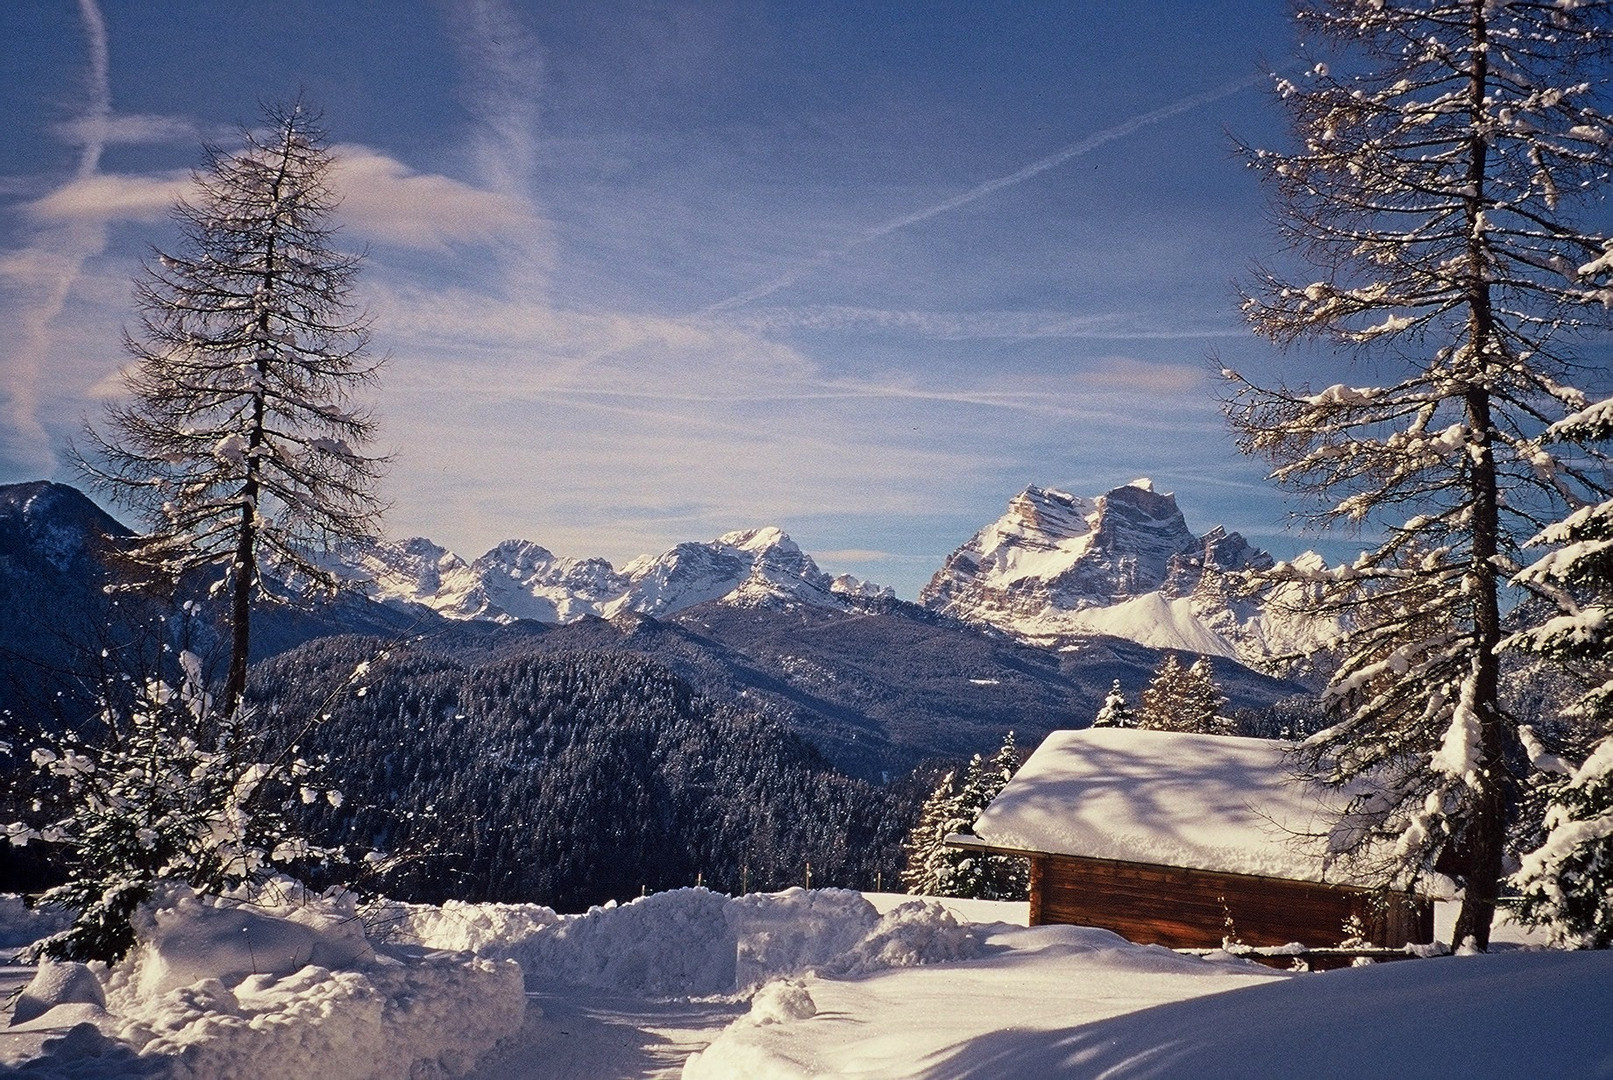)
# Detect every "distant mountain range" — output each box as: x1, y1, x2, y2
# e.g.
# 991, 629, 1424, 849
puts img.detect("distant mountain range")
318, 526, 890, 625
0, 479, 1315, 779
321, 479, 1334, 671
